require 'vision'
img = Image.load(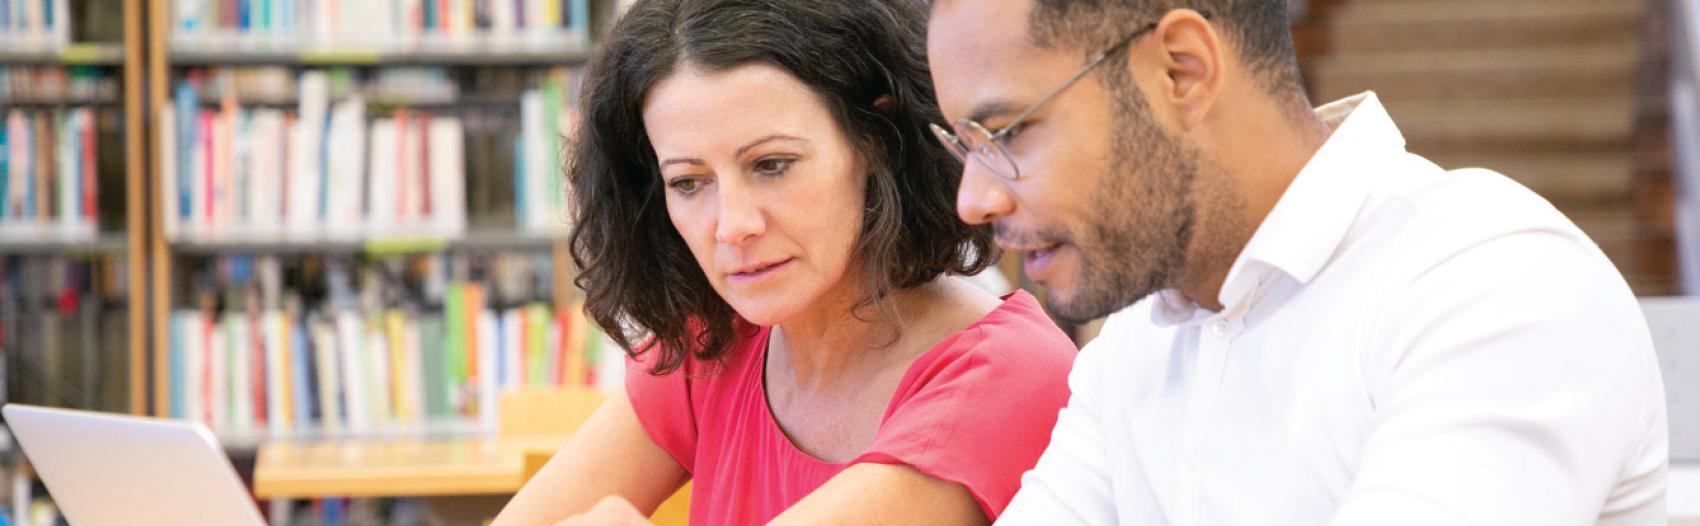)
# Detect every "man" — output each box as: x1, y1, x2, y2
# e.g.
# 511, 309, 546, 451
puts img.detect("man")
926, 0, 1669, 524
